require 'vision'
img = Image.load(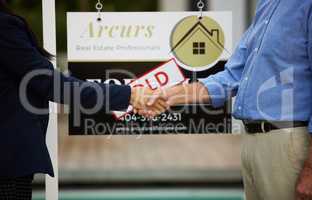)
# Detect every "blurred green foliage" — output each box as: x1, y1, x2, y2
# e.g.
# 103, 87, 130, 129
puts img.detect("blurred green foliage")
7, 0, 158, 51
